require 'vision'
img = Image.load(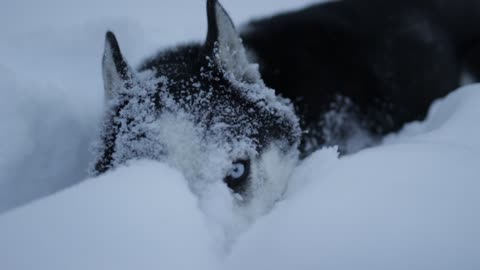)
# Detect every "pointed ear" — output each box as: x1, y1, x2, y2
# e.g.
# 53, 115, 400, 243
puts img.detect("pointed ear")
205, 0, 261, 83
102, 31, 135, 98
